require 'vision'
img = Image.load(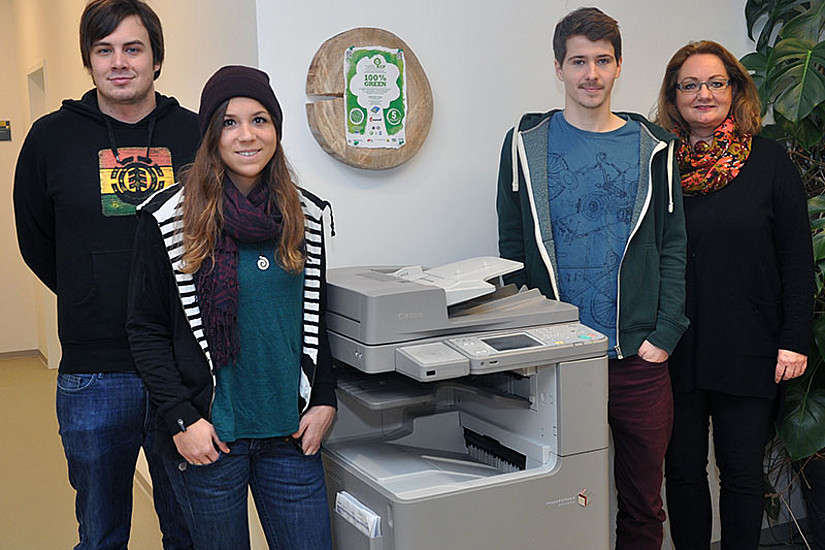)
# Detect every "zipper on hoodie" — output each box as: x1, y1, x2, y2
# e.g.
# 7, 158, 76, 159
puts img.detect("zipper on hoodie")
614, 135, 669, 359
